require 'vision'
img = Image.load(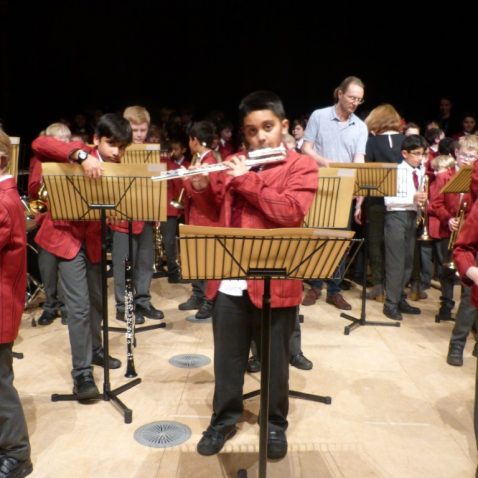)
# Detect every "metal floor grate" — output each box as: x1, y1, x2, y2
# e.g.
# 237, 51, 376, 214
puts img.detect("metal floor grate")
134, 421, 192, 448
